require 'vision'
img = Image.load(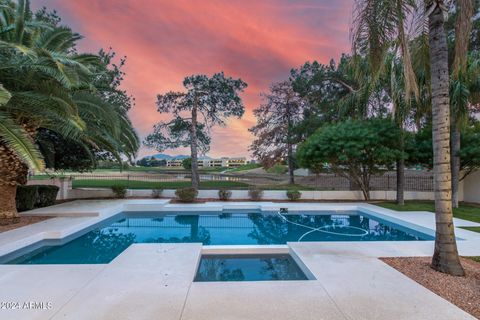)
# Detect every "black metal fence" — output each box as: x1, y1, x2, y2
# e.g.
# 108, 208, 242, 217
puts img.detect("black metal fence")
29, 171, 434, 191
304, 173, 434, 191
